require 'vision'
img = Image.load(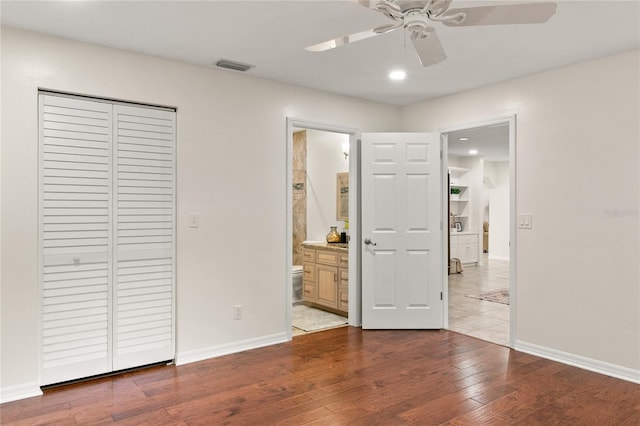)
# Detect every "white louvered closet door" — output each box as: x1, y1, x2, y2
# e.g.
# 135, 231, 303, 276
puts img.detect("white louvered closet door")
113, 104, 175, 370
39, 94, 176, 385
40, 94, 113, 385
